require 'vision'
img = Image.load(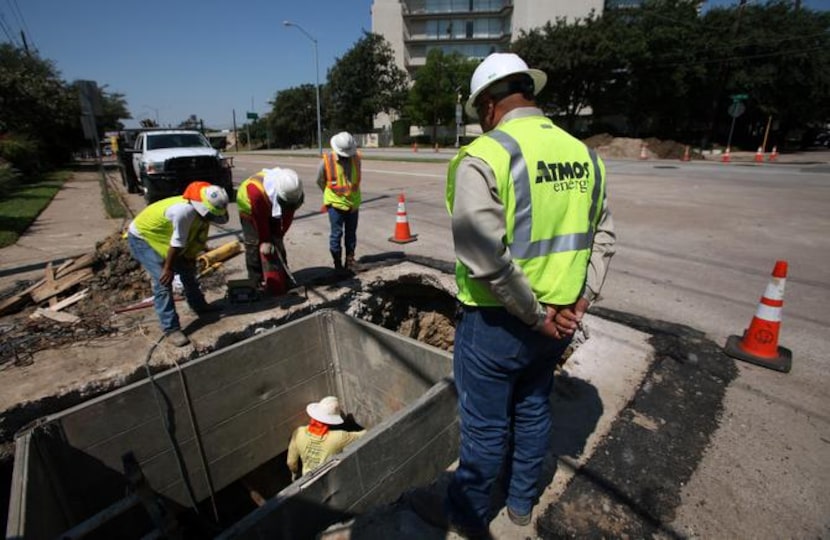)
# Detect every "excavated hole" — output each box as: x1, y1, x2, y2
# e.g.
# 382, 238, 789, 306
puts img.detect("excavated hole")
345, 280, 458, 352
